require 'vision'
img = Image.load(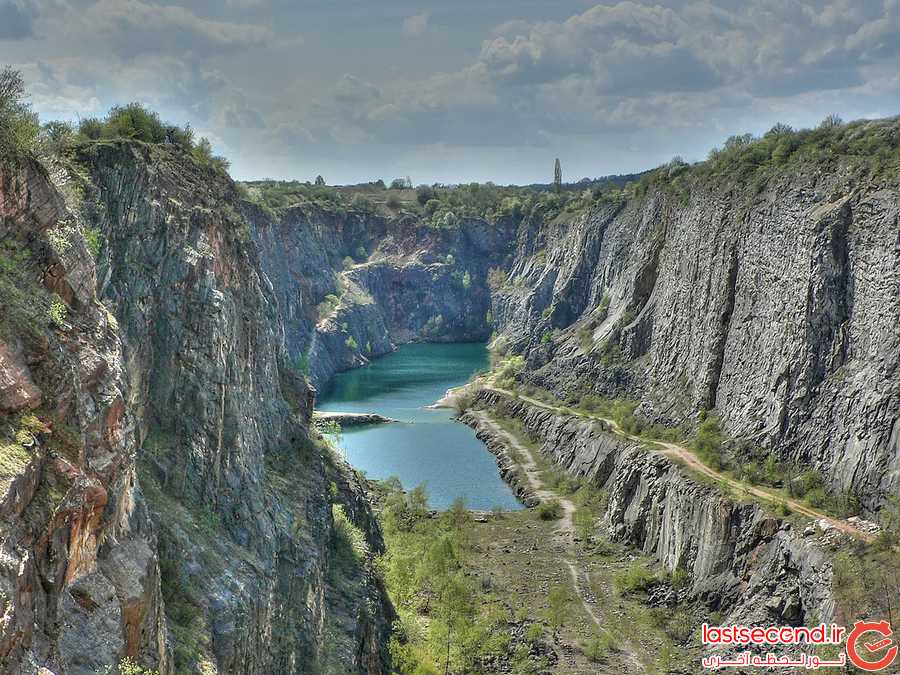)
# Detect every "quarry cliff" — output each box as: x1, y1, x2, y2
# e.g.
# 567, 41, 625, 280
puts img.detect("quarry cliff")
0, 114, 898, 673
